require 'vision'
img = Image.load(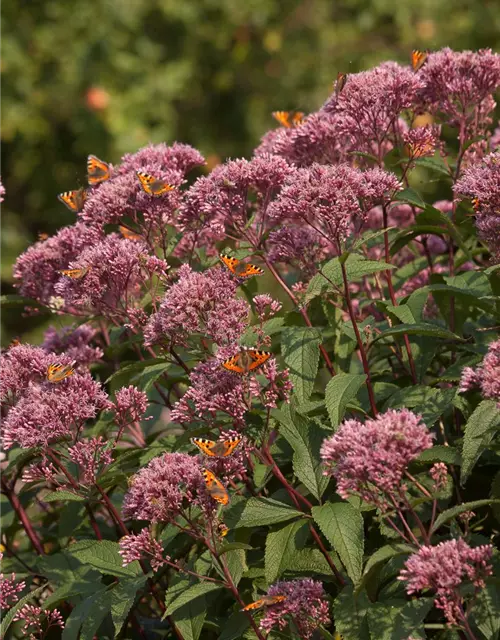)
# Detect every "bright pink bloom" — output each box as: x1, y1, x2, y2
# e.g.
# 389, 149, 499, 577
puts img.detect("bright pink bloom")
122, 452, 204, 522
253, 294, 282, 321
0, 344, 54, 405
119, 527, 169, 571
258, 579, 330, 638
399, 539, 493, 625
68, 436, 113, 484
118, 142, 205, 176
321, 409, 433, 507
